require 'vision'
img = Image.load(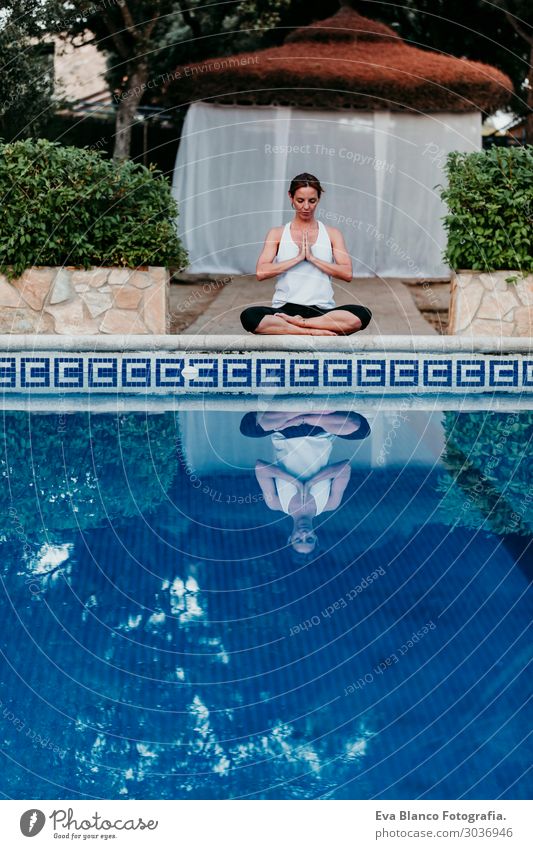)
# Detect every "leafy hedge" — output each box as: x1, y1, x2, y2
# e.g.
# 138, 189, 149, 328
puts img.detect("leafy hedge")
0, 138, 188, 279
437, 411, 532, 537
440, 146, 533, 273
